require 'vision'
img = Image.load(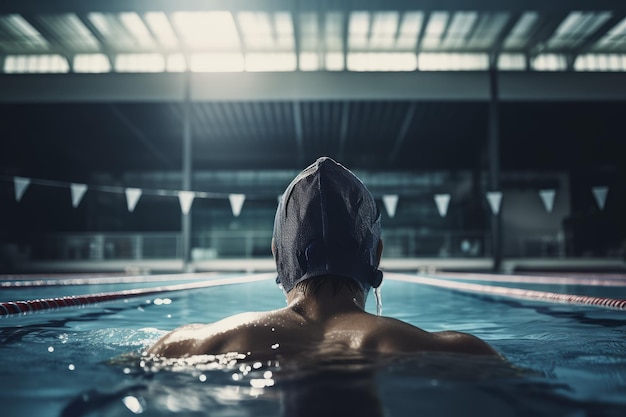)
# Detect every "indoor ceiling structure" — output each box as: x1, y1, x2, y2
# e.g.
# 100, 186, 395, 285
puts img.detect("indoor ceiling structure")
0, 0, 625, 177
